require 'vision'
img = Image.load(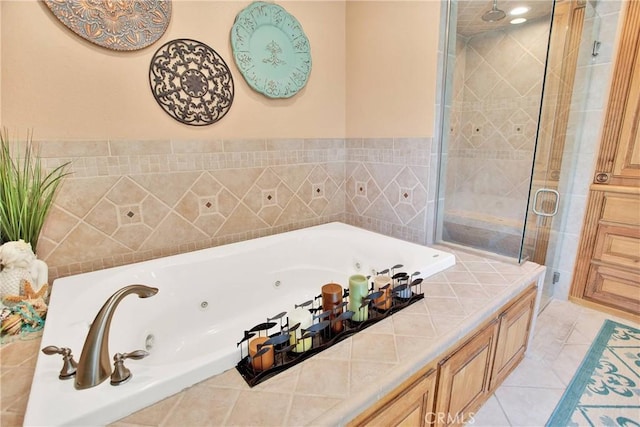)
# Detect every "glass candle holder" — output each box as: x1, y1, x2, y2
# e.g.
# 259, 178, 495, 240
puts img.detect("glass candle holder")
348, 274, 369, 322
249, 336, 274, 371
288, 307, 313, 352
322, 283, 343, 333
374, 274, 392, 310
